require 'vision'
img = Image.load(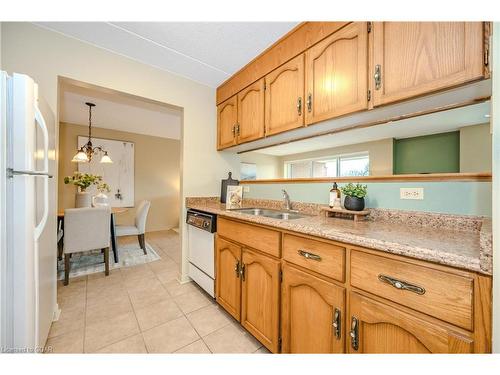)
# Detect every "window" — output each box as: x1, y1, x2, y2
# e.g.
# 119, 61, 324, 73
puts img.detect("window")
284, 153, 369, 178
339, 154, 370, 176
